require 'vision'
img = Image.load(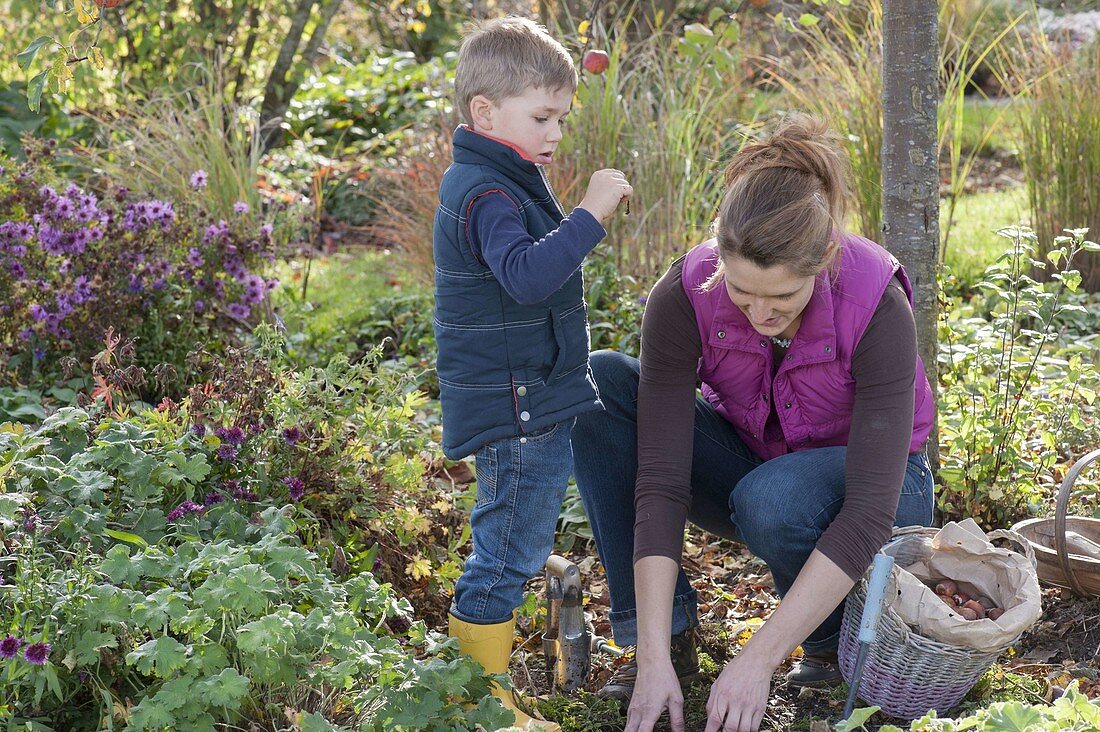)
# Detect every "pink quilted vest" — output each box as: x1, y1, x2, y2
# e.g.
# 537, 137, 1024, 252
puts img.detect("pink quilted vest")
681, 233, 934, 460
